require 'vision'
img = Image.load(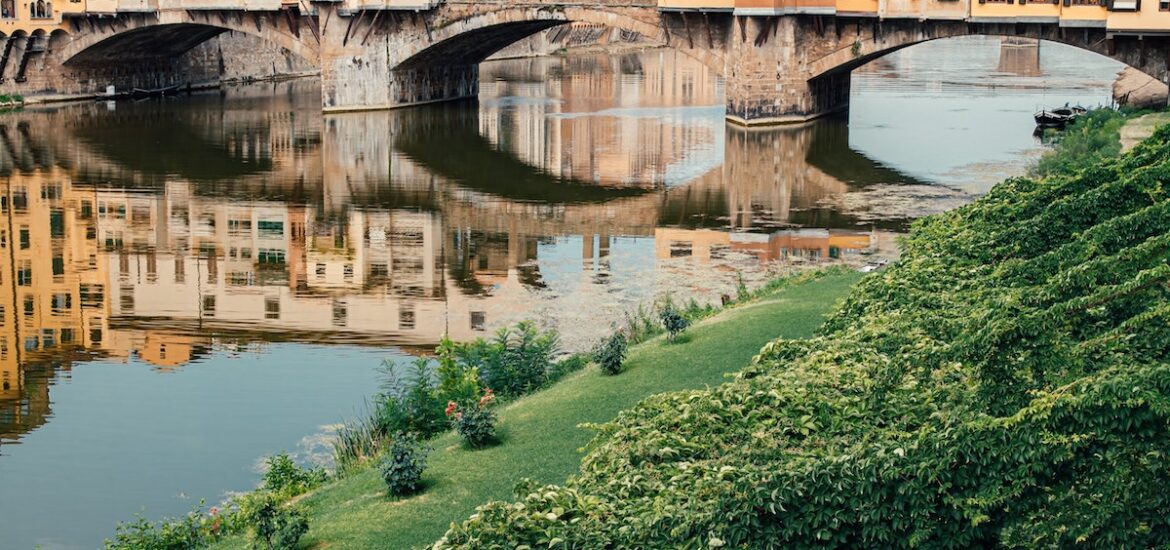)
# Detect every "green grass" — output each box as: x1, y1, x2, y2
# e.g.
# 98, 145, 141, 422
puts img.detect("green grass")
210, 271, 861, 550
